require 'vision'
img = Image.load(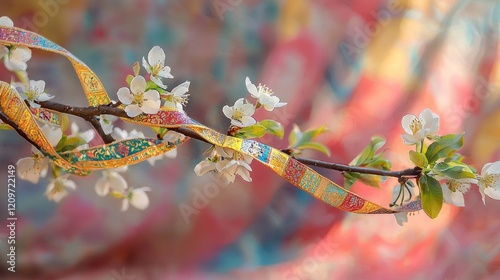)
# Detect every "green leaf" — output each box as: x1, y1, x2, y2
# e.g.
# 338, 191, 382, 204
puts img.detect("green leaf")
258, 119, 284, 138
425, 134, 464, 164
151, 126, 167, 138
0, 124, 12, 130
356, 174, 382, 188
350, 136, 386, 166
288, 124, 301, 147
433, 162, 476, 179
234, 124, 267, 139
354, 136, 386, 165
343, 172, 359, 190
409, 150, 428, 168
290, 125, 328, 148
297, 142, 331, 156
146, 80, 161, 91
132, 62, 140, 77
370, 155, 392, 170
126, 75, 134, 86
56, 135, 87, 153
419, 174, 443, 219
